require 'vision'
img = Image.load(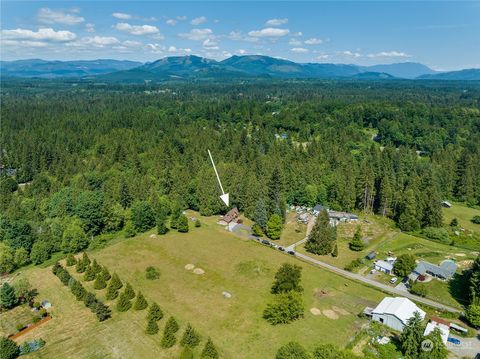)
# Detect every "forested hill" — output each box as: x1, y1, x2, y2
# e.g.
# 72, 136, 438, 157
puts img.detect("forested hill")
3, 55, 480, 80
0, 81, 479, 273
